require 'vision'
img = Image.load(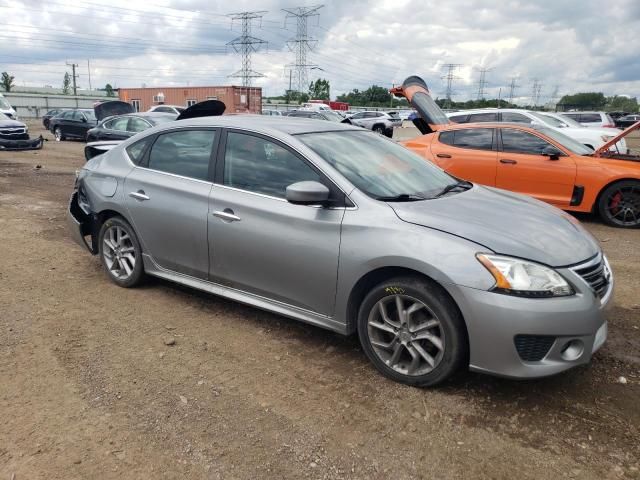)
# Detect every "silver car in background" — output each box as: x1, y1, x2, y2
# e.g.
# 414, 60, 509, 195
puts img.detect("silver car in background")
67, 116, 612, 387
347, 110, 401, 137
